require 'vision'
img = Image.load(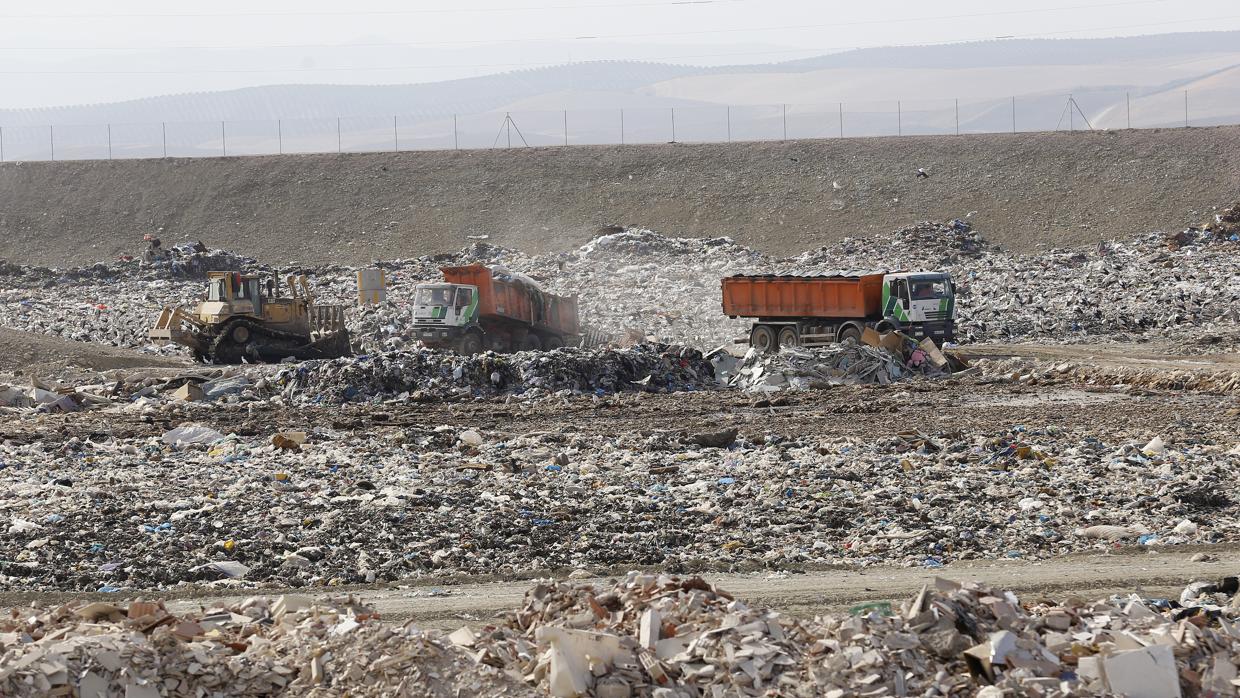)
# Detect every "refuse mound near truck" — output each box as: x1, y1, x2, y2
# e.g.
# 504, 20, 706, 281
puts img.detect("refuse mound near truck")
267, 344, 718, 404
7, 573, 1240, 697
1, 211, 1239, 359
723, 332, 961, 392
